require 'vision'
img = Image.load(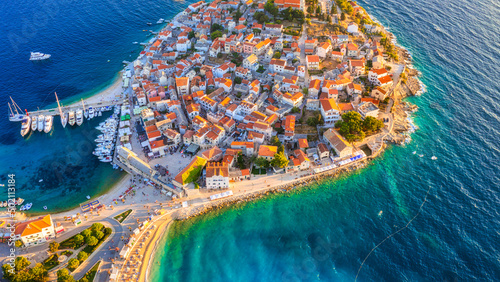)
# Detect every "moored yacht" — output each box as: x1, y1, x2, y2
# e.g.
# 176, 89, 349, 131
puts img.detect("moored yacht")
37, 115, 45, 132
68, 111, 76, 126
31, 115, 38, 131
88, 107, 94, 119
76, 109, 83, 126
44, 115, 53, 133
61, 112, 68, 128
20, 116, 31, 137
